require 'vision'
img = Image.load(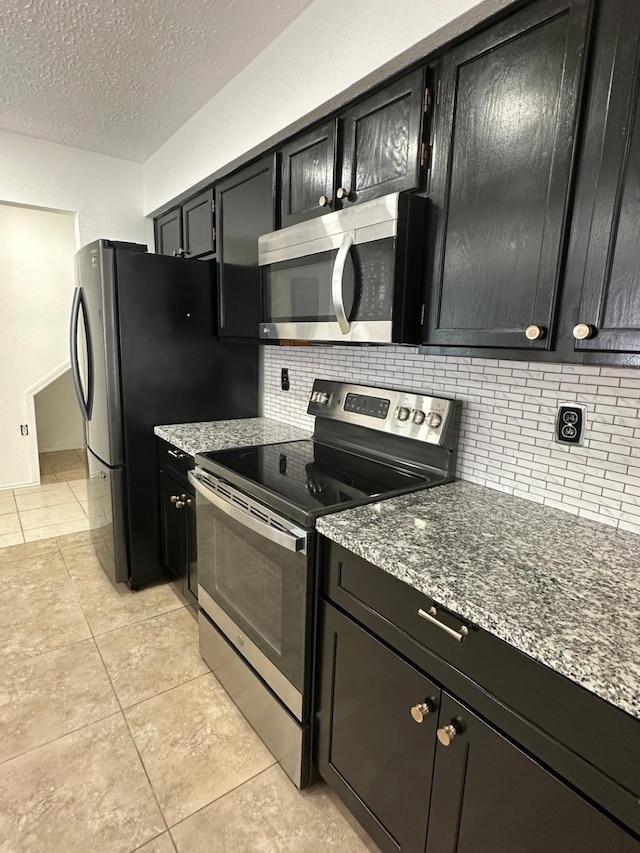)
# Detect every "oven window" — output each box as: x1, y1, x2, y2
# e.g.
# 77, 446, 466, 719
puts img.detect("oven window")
197, 496, 309, 694
263, 250, 354, 322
